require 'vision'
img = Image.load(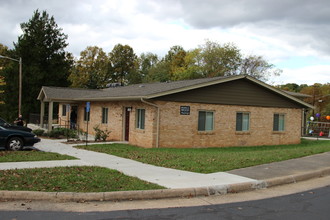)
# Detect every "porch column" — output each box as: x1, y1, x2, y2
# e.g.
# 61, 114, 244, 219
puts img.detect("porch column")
40, 101, 45, 128
48, 101, 53, 131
